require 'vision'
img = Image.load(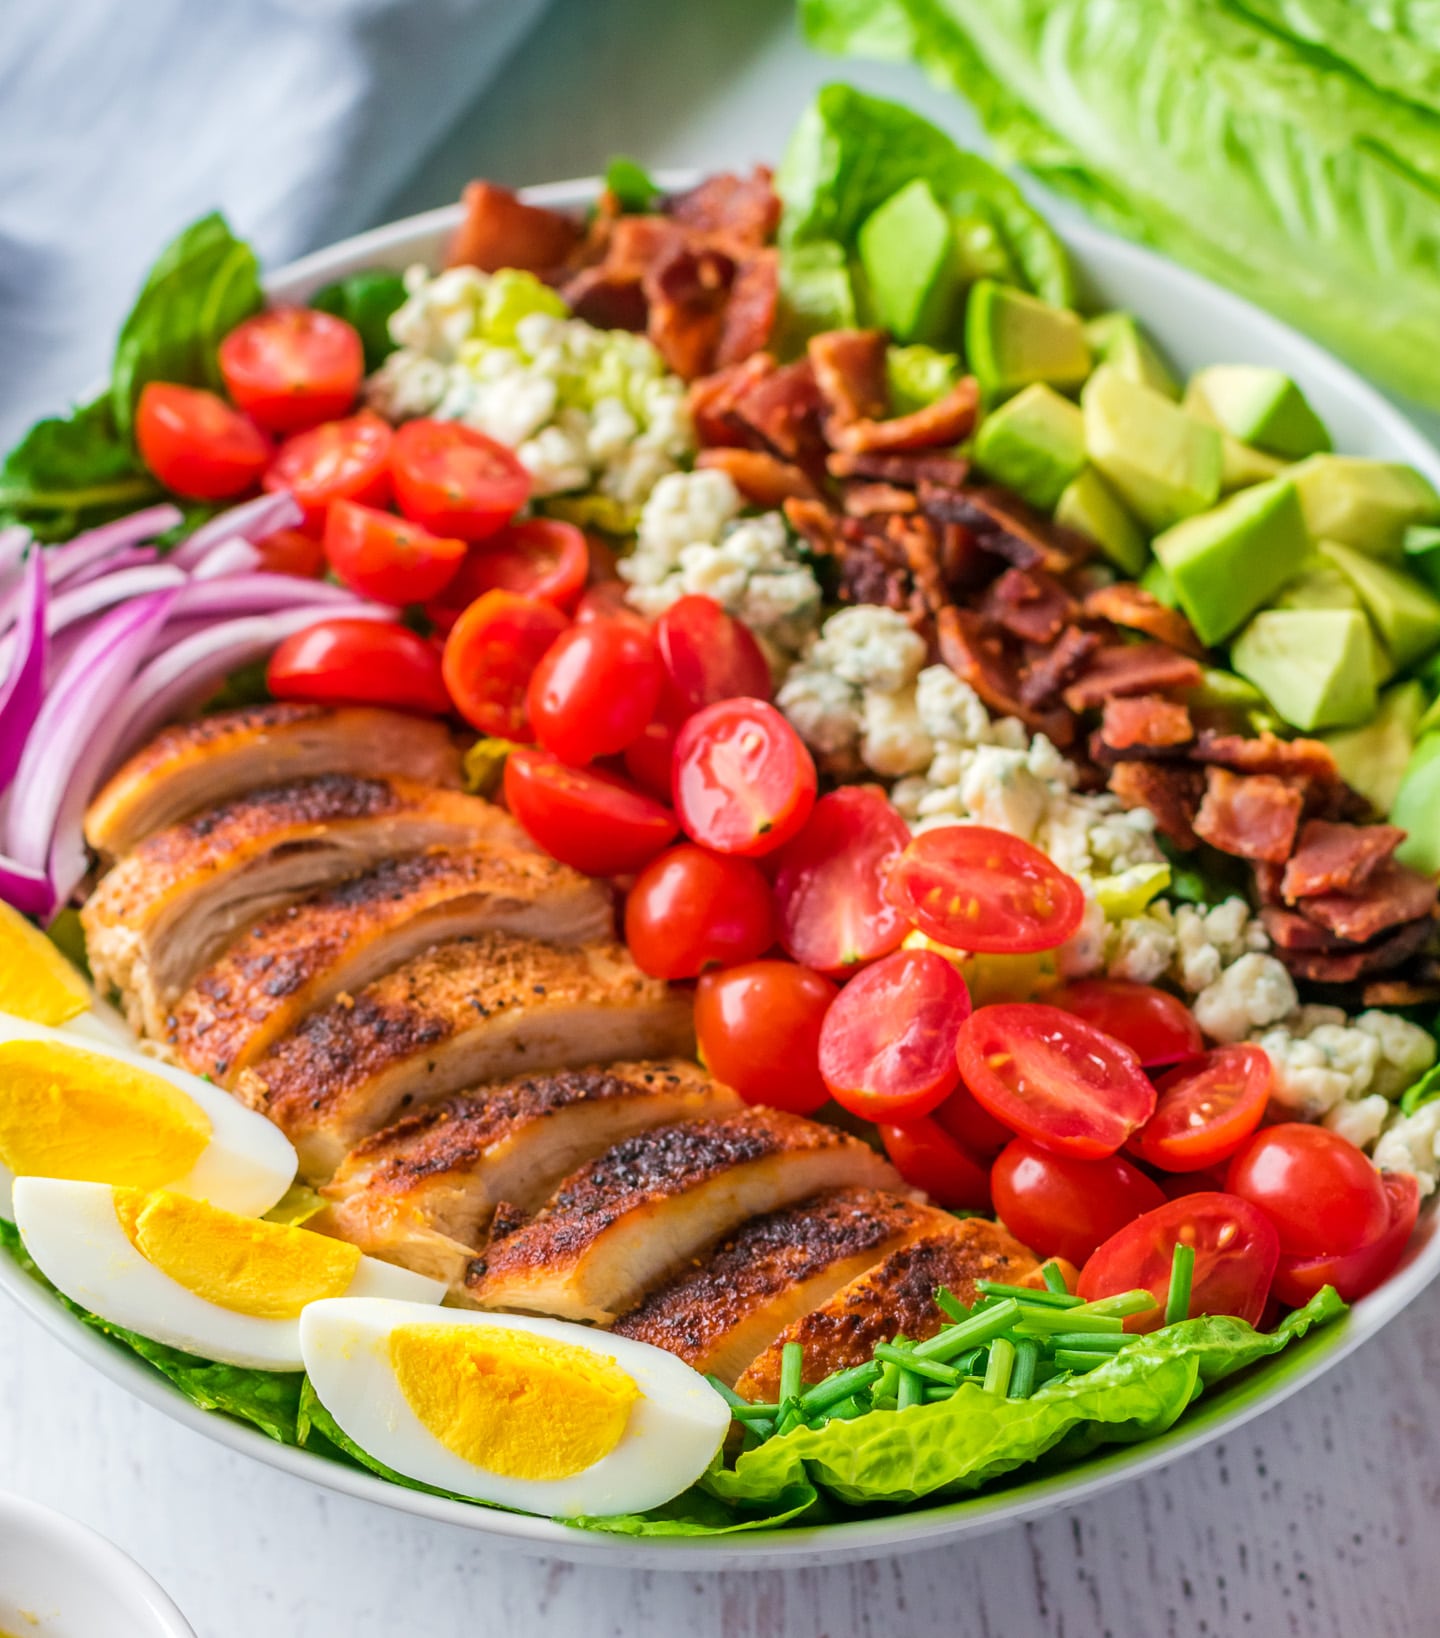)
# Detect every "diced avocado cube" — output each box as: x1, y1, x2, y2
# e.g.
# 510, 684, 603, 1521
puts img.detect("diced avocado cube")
1220, 436, 1288, 493
1183, 667, 1267, 712
1084, 312, 1178, 398
973, 384, 1086, 511
887, 345, 961, 416
1140, 557, 1179, 608
1055, 467, 1148, 576
1324, 680, 1426, 815
1082, 366, 1222, 534
966, 280, 1091, 403
778, 240, 857, 346
1187, 365, 1330, 460
1393, 732, 1440, 870
1317, 539, 1440, 672
1274, 555, 1363, 613
1417, 691, 1440, 739
858, 180, 961, 347
1290, 456, 1440, 562
1231, 608, 1379, 731
1151, 477, 1310, 645
1404, 524, 1440, 595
